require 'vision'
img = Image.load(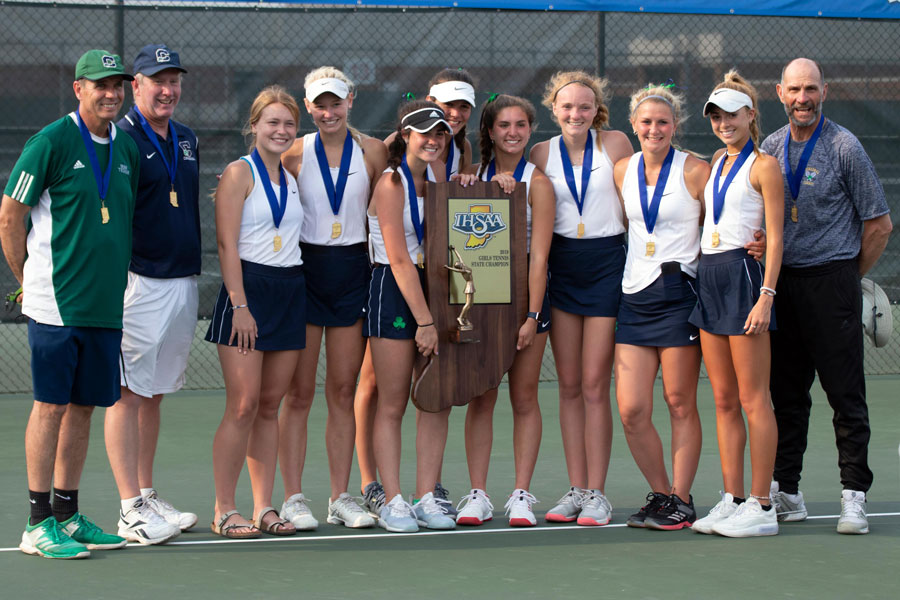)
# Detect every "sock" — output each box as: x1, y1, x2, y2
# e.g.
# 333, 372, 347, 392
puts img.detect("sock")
140, 487, 155, 499
29, 490, 53, 526
780, 484, 799, 495
52, 488, 78, 522
761, 503, 773, 511
733, 496, 745, 505
121, 495, 142, 514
